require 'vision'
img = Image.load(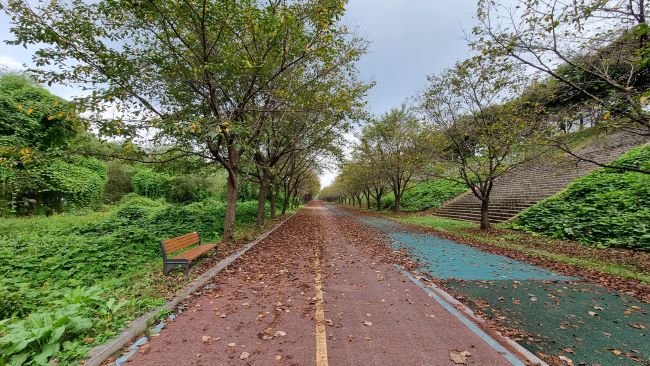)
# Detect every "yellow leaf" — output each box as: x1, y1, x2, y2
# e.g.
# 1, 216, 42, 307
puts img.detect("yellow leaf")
603, 111, 611, 120
26, 108, 33, 115
47, 115, 55, 121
